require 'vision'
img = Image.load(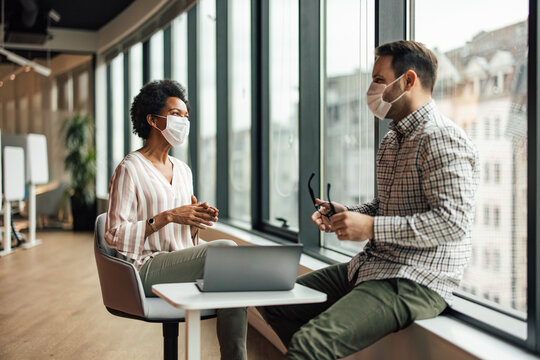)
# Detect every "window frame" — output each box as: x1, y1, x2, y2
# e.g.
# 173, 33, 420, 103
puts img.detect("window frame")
99, 0, 540, 354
